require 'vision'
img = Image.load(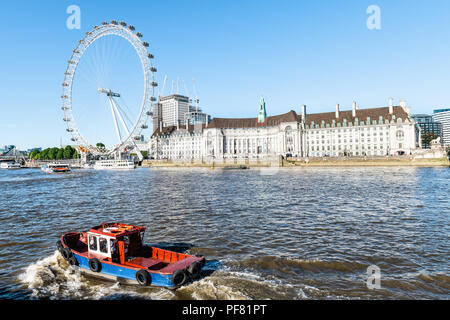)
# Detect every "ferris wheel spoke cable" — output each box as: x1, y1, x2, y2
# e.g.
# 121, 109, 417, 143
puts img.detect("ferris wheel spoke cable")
117, 96, 136, 125
61, 21, 157, 159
